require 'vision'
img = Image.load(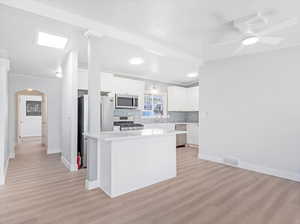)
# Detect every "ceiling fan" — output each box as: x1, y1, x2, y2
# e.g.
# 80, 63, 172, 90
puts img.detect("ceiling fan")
214, 12, 298, 55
